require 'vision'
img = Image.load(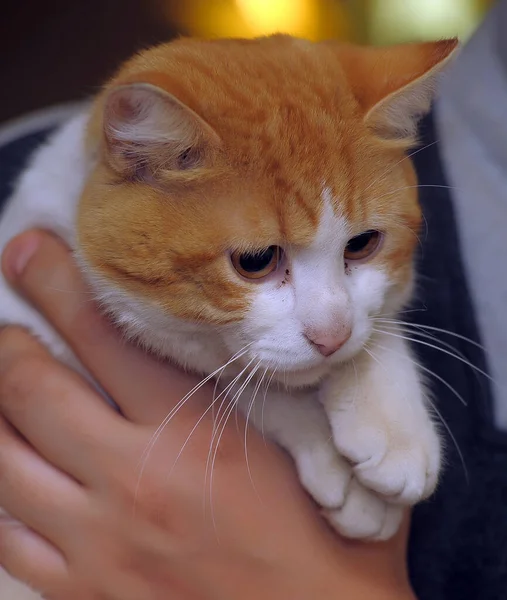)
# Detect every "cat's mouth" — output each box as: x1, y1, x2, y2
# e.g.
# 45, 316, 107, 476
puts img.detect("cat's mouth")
236, 336, 366, 388
278, 367, 330, 388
